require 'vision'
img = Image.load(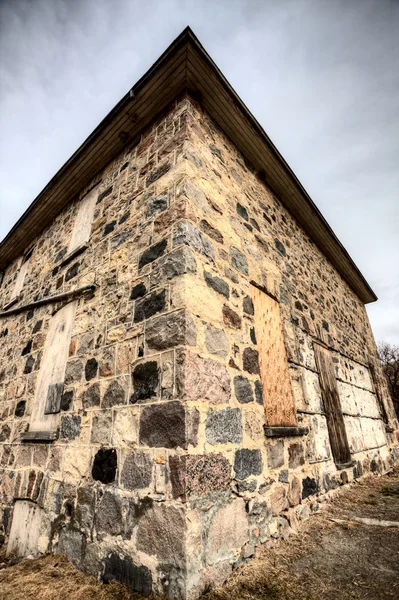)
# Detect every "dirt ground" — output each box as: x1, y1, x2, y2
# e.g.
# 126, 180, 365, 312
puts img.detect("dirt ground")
1, 470, 398, 600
